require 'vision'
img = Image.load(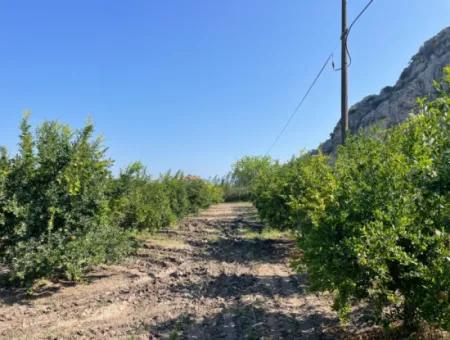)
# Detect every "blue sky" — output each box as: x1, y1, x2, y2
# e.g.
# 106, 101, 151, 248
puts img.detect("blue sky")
0, 1, 449, 178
